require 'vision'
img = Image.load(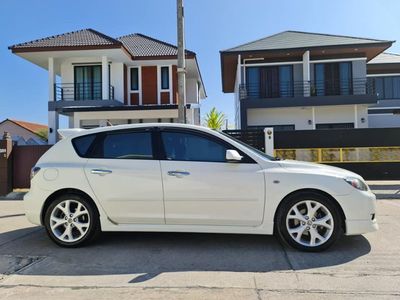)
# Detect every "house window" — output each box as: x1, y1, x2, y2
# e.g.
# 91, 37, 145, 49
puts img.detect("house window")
245, 65, 293, 98
130, 68, 139, 91
314, 62, 352, 96
161, 66, 170, 90
316, 123, 354, 129
372, 76, 400, 99
74, 65, 102, 100
248, 124, 295, 131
